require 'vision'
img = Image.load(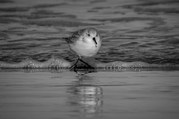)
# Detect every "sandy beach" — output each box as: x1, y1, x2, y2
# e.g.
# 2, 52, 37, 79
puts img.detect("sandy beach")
0, 70, 179, 119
